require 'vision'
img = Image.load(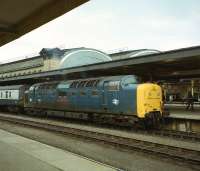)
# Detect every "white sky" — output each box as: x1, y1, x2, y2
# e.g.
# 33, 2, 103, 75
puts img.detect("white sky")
0, 0, 200, 63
